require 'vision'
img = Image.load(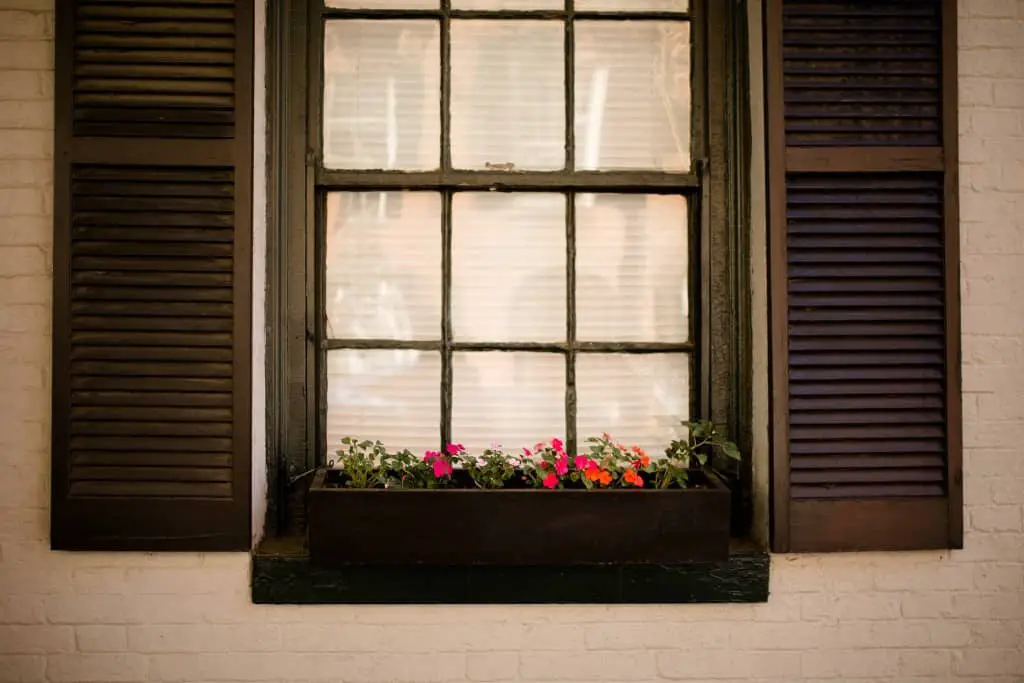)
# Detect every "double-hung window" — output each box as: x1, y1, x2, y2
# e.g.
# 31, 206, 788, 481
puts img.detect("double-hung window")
316, 0, 702, 460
